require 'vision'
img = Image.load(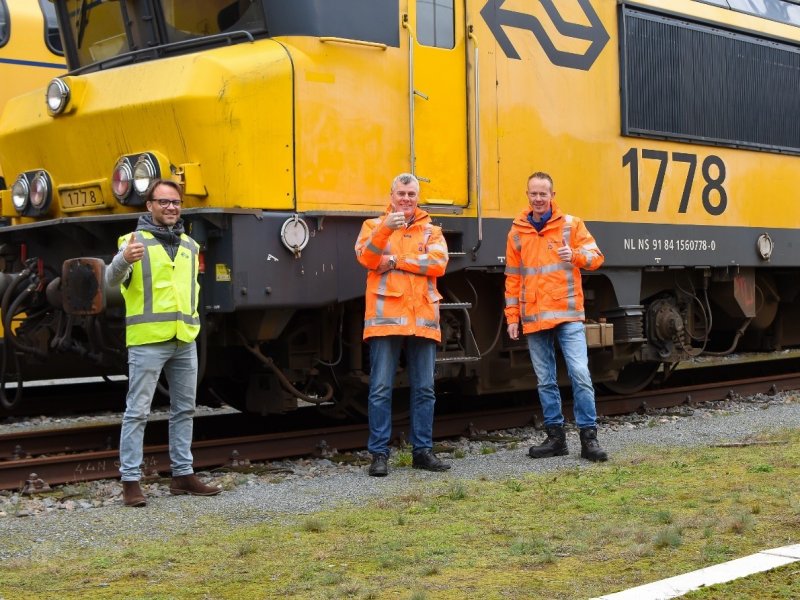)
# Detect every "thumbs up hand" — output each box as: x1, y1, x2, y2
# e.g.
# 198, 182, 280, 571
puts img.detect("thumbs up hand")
556, 244, 573, 263
385, 211, 406, 230
122, 233, 145, 264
